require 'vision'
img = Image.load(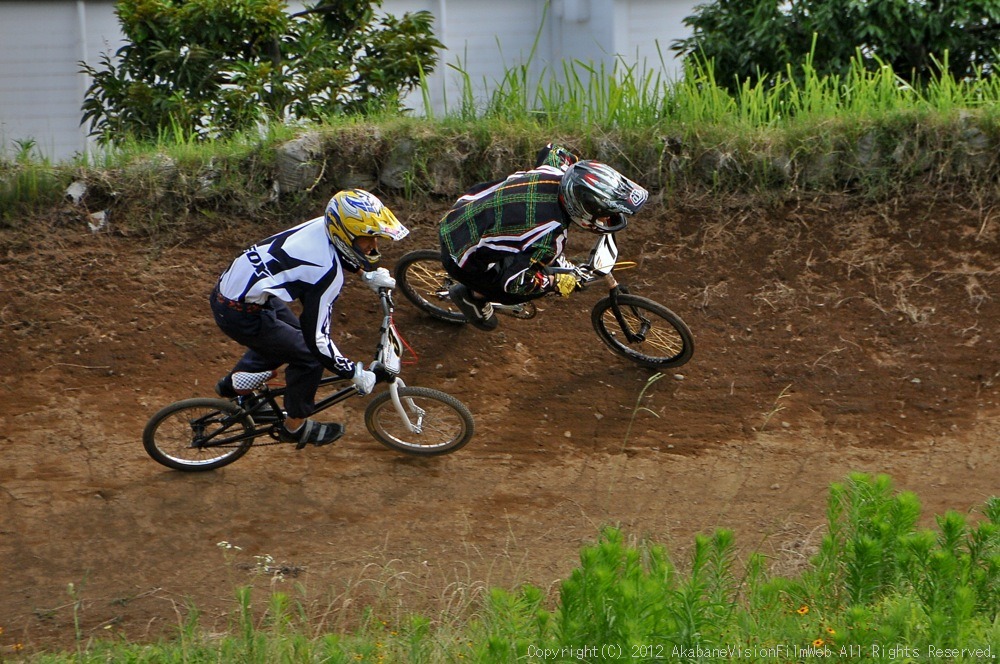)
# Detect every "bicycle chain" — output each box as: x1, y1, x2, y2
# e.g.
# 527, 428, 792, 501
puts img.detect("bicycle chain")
252, 438, 290, 447
255, 425, 294, 447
